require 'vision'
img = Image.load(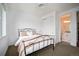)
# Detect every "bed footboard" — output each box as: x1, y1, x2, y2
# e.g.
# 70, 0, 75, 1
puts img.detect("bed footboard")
21, 35, 54, 56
